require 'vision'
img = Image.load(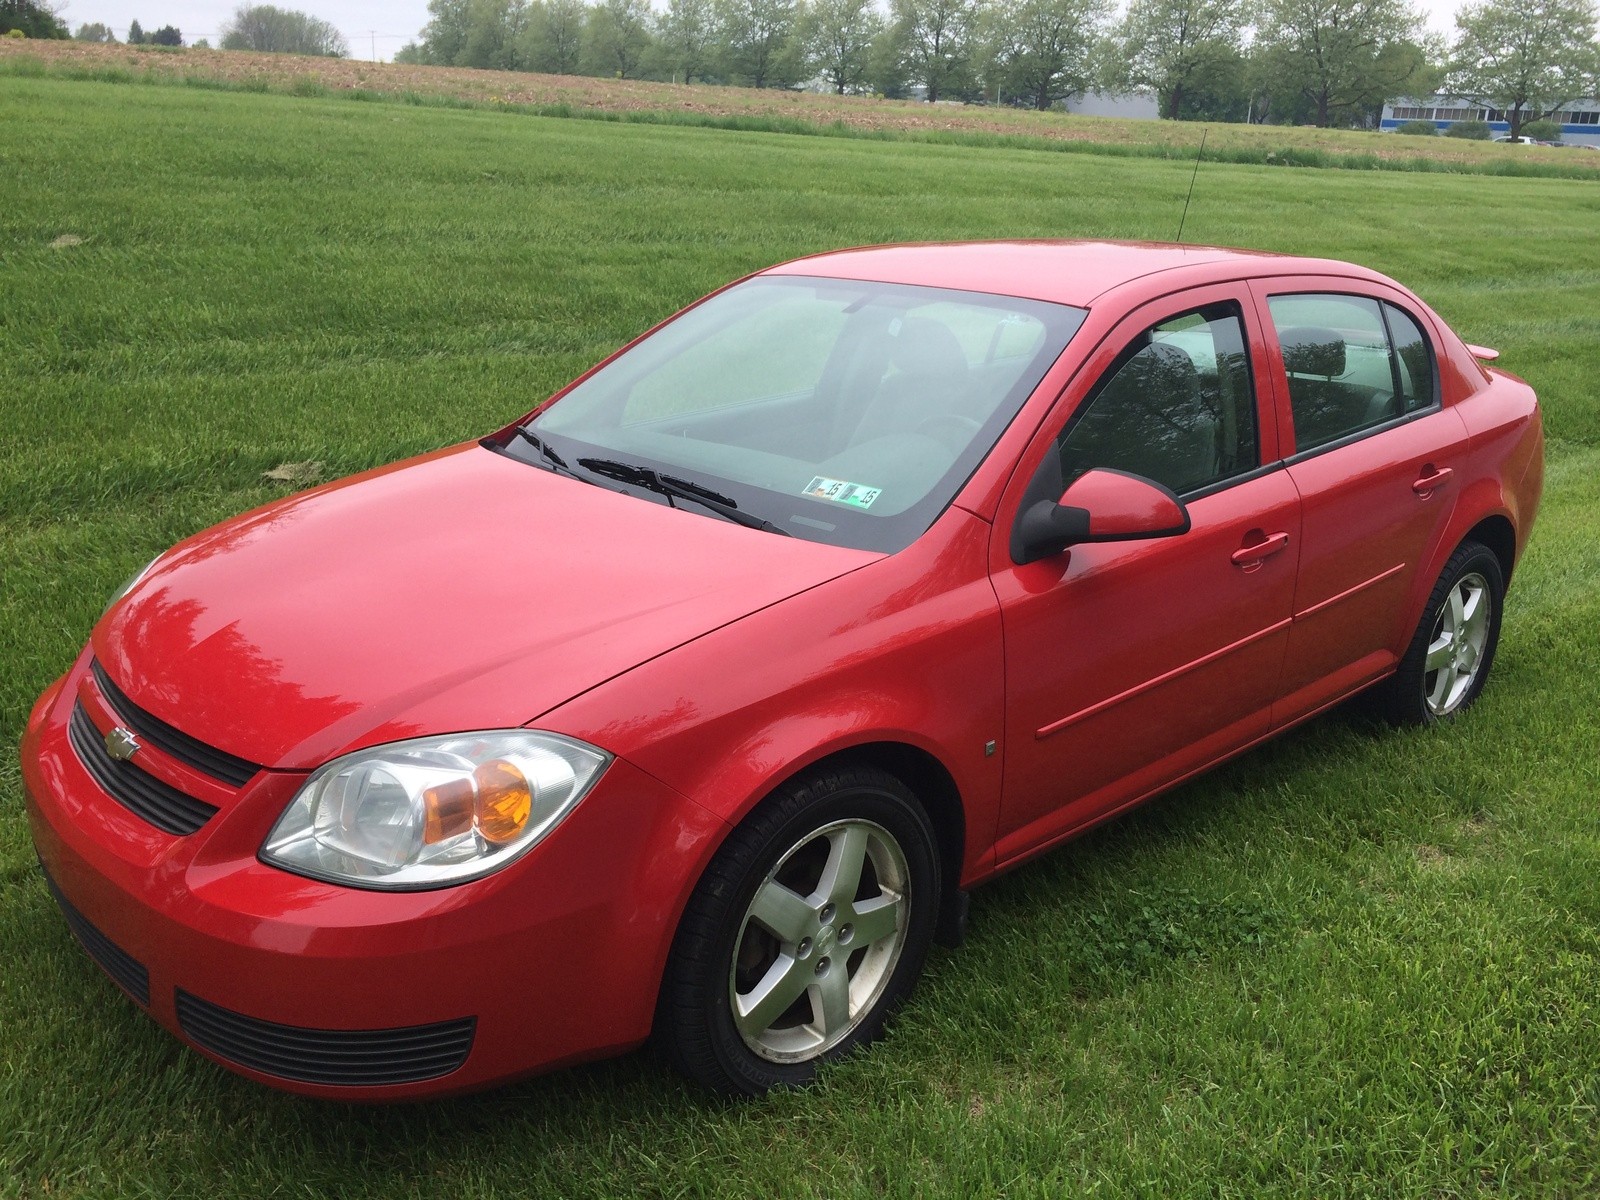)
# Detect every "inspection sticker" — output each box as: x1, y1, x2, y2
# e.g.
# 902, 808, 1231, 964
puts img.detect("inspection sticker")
803, 476, 882, 510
